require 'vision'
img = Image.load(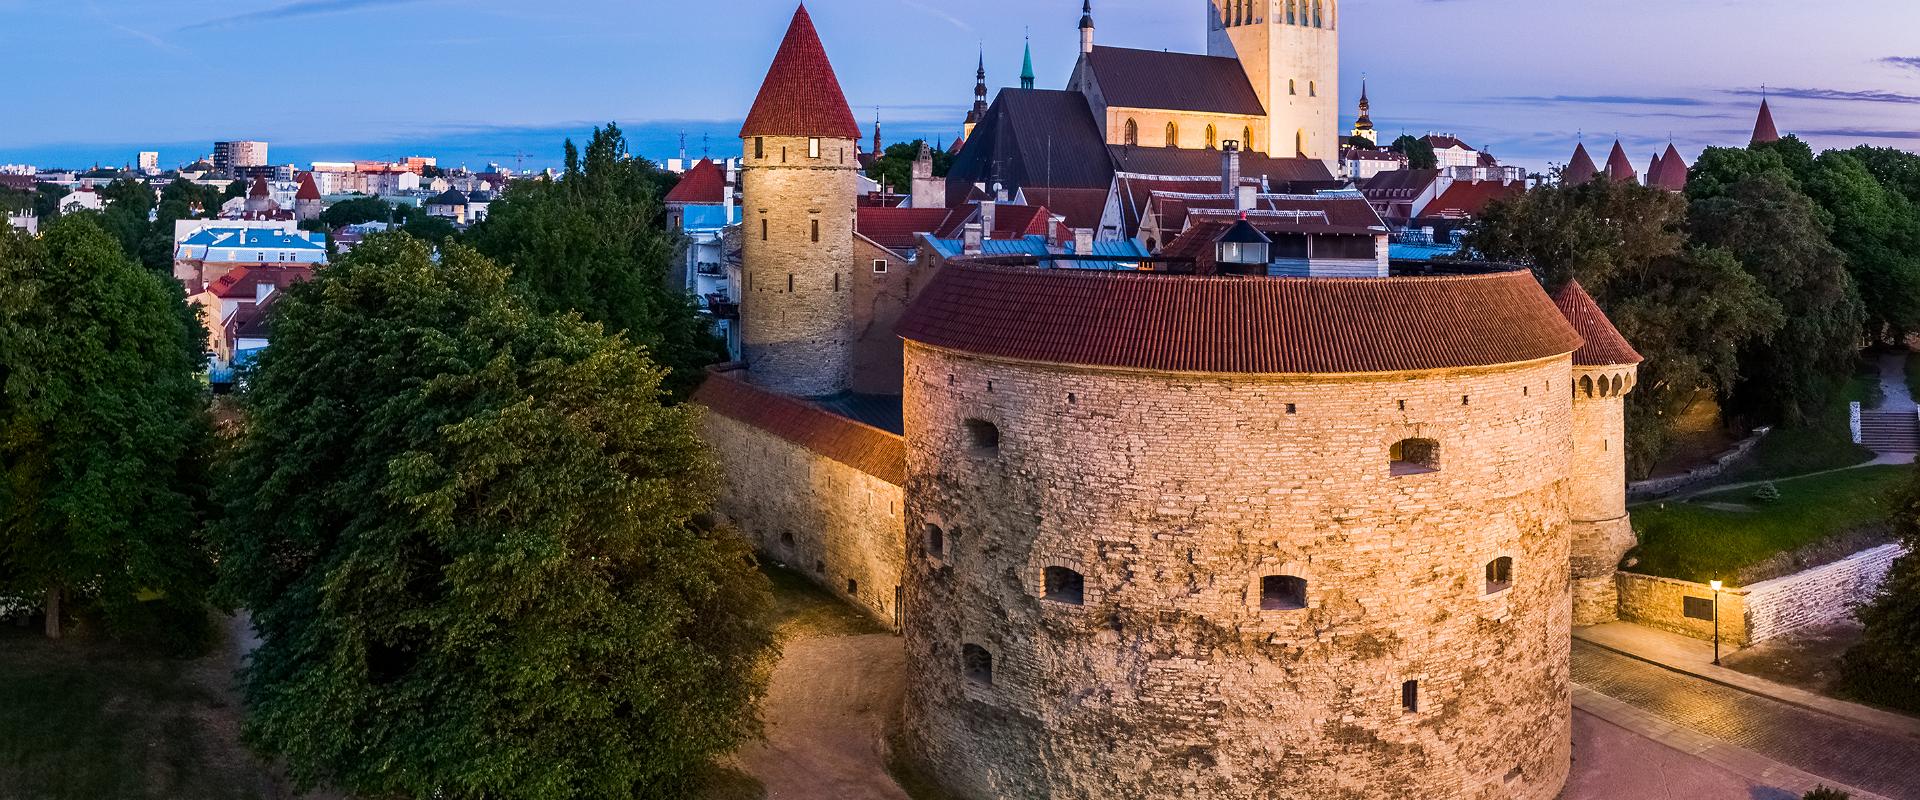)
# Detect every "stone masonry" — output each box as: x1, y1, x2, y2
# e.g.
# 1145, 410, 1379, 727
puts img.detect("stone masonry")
1618, 542, 1908, 648
1568, 365, 1637, 626
899, 342, 1577, 800
739, 133, 858, 398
